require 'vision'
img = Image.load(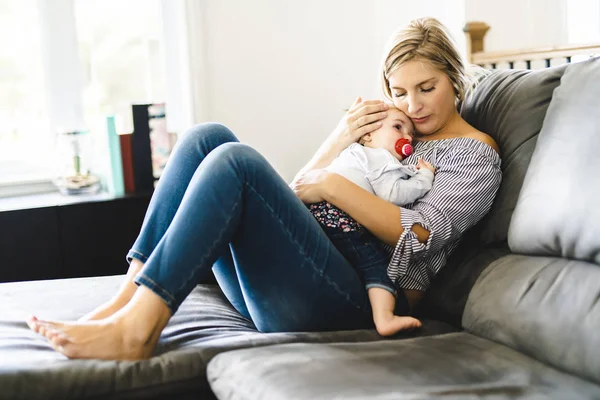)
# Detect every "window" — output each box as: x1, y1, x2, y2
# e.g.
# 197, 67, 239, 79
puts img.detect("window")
75, 0, 166, 137
0, 1, 49, 186
0, 0, 166, 197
